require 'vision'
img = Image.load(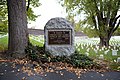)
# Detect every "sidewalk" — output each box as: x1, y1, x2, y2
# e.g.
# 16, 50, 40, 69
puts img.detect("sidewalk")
0, 62, 120, 80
